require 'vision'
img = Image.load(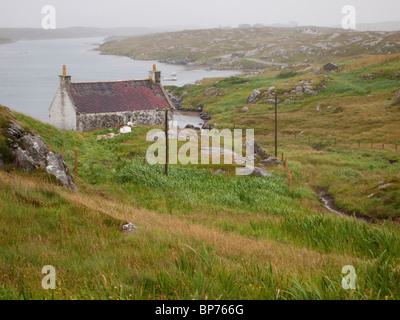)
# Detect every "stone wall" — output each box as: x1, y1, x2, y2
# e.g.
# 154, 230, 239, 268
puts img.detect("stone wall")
77, 109, 172, 132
